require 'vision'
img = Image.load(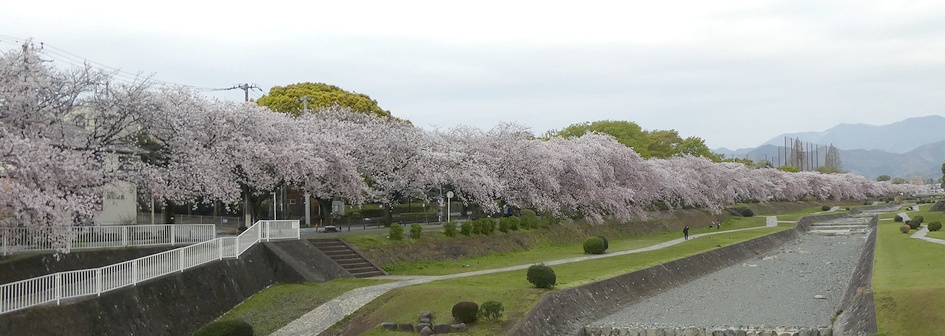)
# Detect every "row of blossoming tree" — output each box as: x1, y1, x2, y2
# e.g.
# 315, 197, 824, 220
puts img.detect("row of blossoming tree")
0, 43, 919, 251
